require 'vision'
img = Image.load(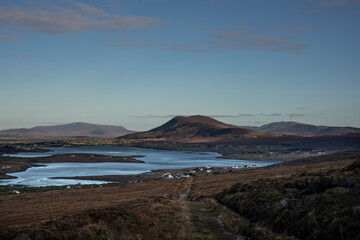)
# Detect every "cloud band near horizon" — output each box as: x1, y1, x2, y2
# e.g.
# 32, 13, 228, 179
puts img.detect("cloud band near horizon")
136, 113, 305, 119
0, 4, 165, 34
